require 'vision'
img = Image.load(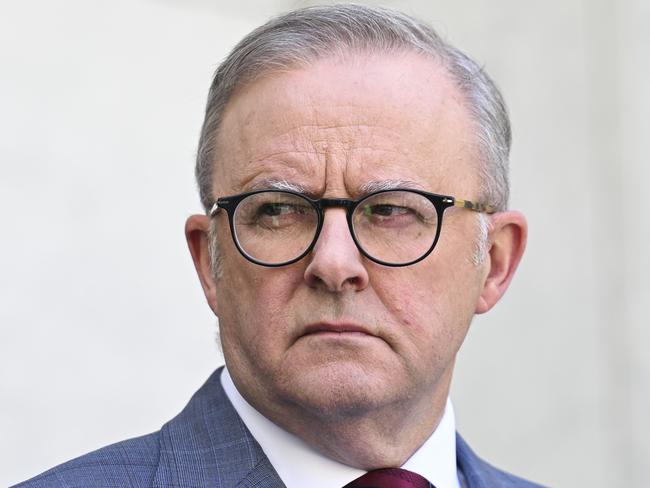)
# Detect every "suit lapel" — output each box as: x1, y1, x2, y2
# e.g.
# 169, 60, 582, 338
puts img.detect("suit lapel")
235, 456, 285, 488
152, 368, 285, 488
456, 433, 495, 488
